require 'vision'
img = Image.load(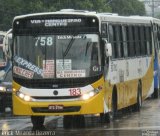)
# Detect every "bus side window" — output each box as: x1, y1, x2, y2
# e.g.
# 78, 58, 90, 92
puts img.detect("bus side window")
146, 26, 152, 55
126, 26, 130, 57
119, 25, 124, 58
135, 26, 141, 56
144, 26, 148, 55
115, 25, 123, 58
149, 27, 152, 54
108, 24, 115, 59
140, 26, 146, 55
101, 23, 108, 37
132, 26, 136, 56
122, 26, 128, 58
127, 26, 135, 57
112, 25, 118, 58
